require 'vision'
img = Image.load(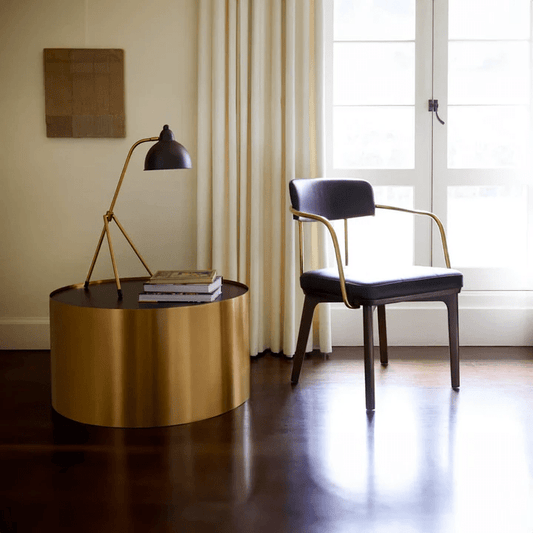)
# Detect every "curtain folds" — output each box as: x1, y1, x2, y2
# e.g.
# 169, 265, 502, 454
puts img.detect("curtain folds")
197, 0, 331, 356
